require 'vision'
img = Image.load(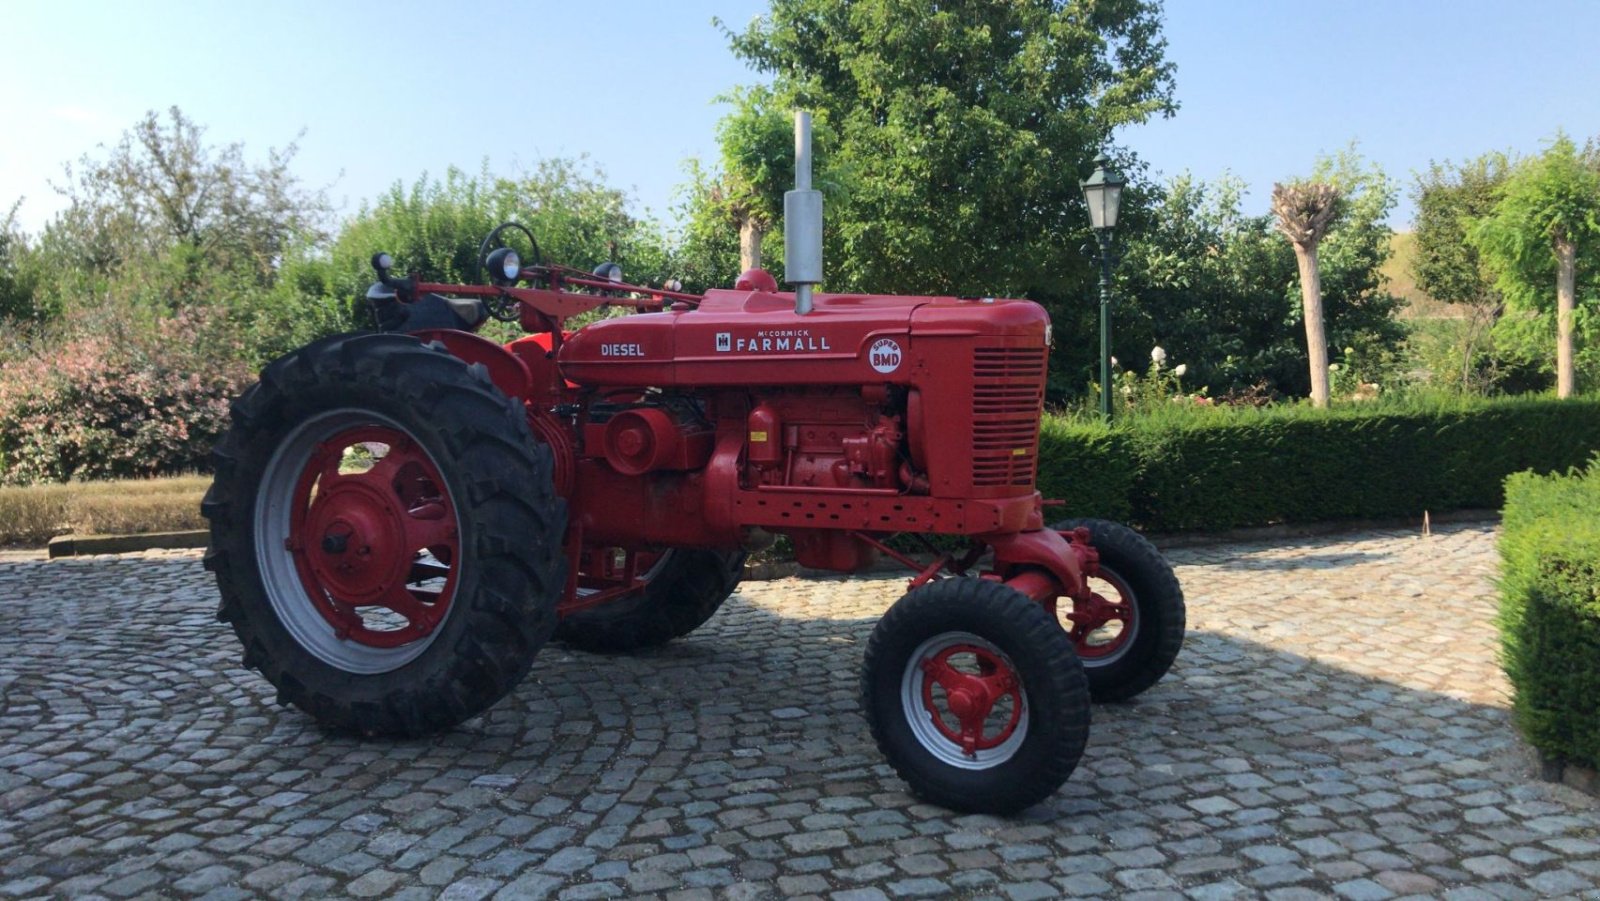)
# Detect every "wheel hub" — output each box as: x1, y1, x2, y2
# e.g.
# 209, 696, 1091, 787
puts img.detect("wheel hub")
305, 479, 411, 604
919, 644, 1023, 756
281, 423, 462, 651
